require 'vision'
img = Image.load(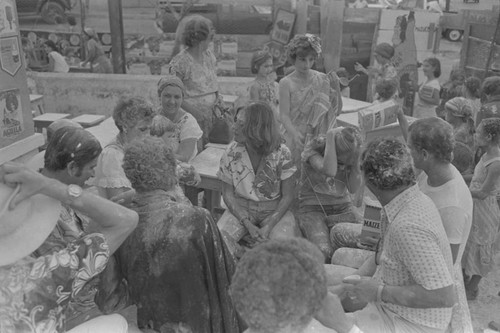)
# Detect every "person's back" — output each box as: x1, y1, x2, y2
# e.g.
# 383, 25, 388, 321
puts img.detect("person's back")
49, 51, 69, 73
417, 165, 472, 265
